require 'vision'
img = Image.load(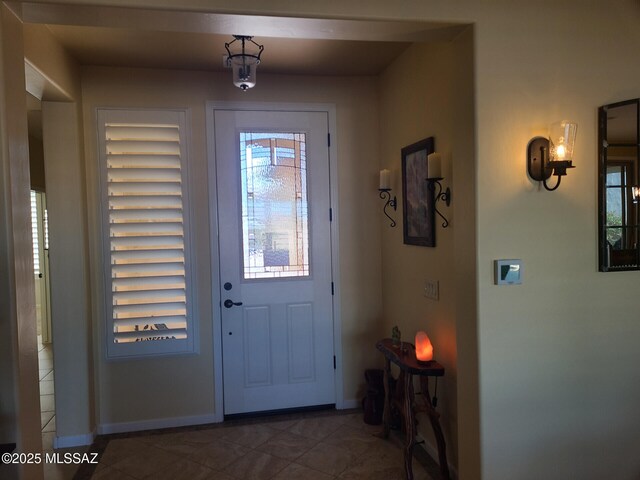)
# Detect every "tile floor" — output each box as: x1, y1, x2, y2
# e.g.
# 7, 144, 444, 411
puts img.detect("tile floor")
37, 337, 88, 480
29, 344, 443, 480
38, 336, 56, 450
79, 410, 441, 480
